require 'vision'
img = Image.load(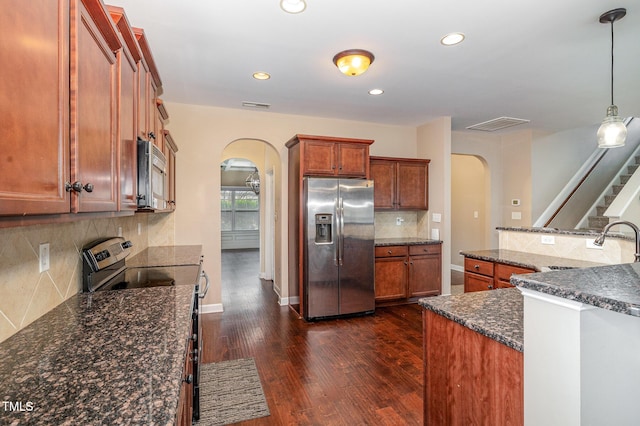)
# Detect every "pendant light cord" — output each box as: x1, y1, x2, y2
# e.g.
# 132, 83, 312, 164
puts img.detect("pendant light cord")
610, 21, 614, 106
